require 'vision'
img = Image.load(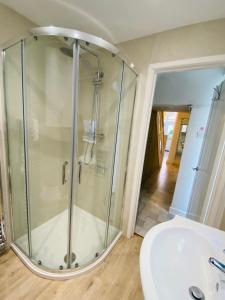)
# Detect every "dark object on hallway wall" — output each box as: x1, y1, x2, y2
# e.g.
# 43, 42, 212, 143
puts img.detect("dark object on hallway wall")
142, 111, 161, 184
